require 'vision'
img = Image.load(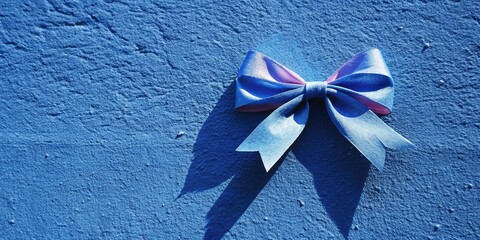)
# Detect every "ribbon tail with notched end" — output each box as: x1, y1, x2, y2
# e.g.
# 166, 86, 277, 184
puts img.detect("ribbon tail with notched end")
236, 95, 309, 172
325, 90, 413, 171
